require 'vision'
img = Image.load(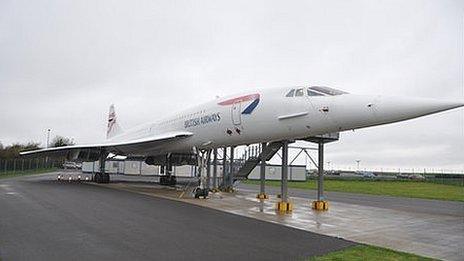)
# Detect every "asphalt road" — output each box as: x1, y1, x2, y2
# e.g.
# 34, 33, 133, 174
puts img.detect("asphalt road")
0, 173, 354, 261
238, 183, 464, 217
